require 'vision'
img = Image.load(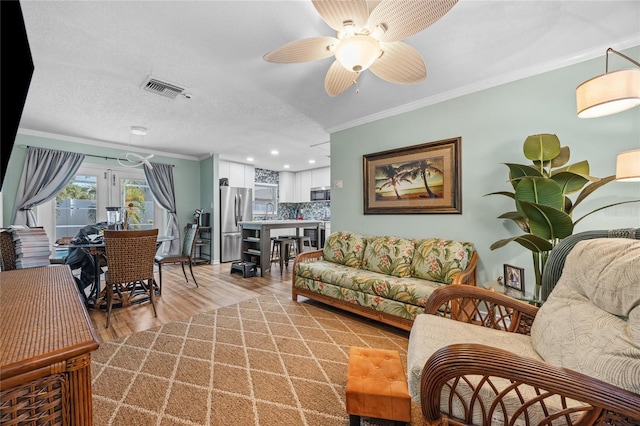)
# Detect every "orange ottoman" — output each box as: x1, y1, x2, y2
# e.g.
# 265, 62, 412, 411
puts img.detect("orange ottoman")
346, 346, 411, 425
